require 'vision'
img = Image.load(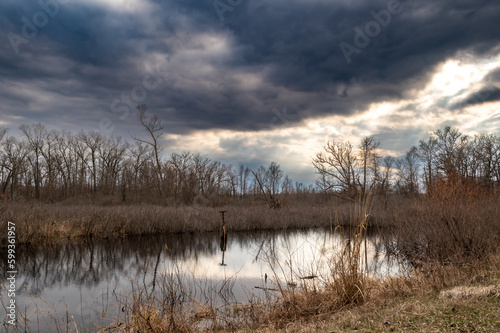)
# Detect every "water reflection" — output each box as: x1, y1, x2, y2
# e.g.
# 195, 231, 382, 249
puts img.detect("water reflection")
0, 228, 404, 332
1, 233, 220, 293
